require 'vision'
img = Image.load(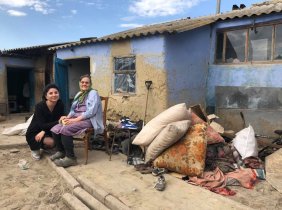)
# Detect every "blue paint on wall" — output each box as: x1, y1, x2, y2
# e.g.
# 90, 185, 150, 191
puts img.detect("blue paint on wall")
56, 42, 112, 72
56, 43, 111, 59
132, 36, 164, 54
207, 13, 282, 108
131, 36, 165, 70
165, 26, 211, 106
207, 64, 282, 107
